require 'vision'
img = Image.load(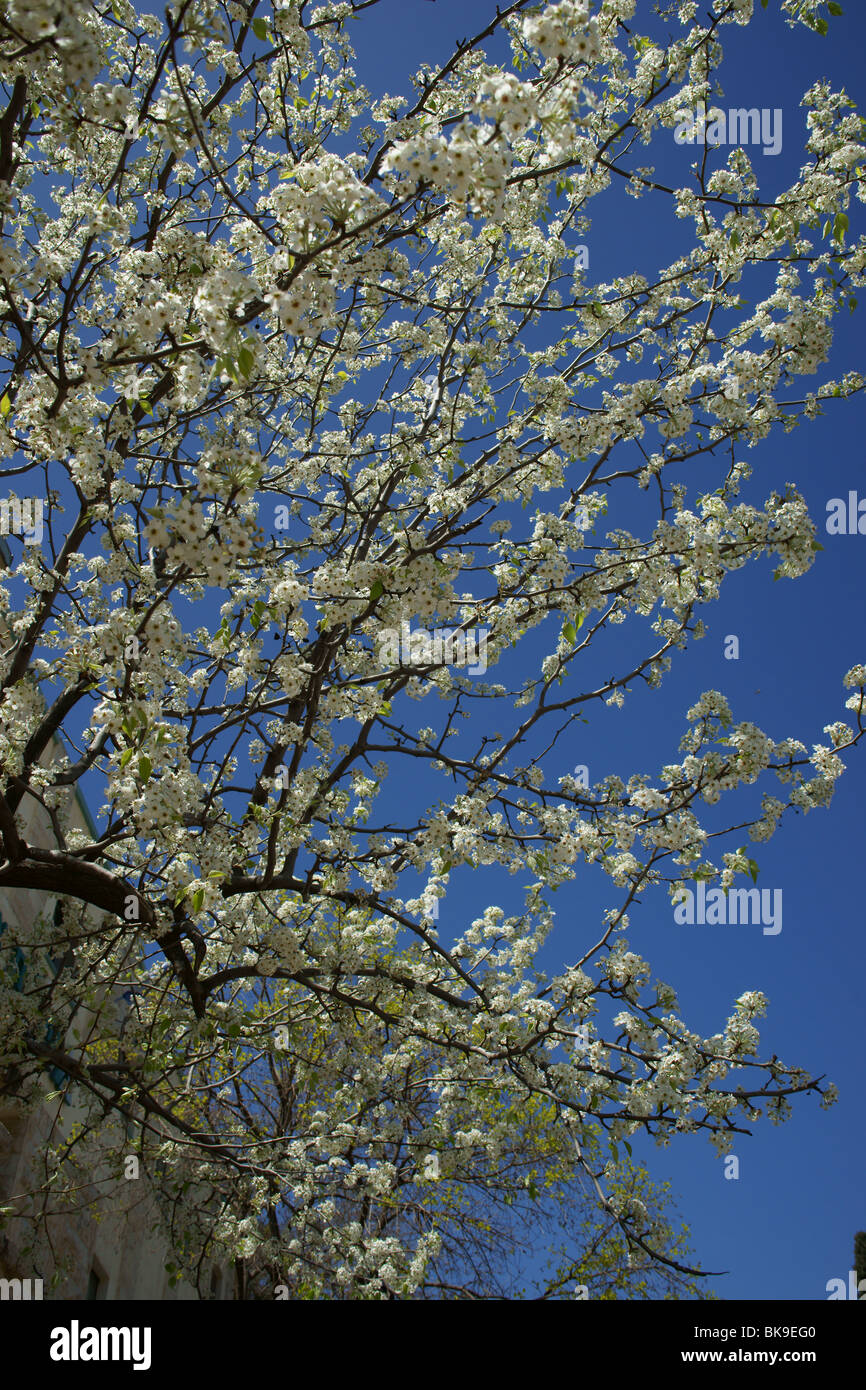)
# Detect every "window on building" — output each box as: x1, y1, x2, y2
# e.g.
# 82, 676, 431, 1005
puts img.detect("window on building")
86, 1259, 109, 1300
0, 903, 74, 1096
